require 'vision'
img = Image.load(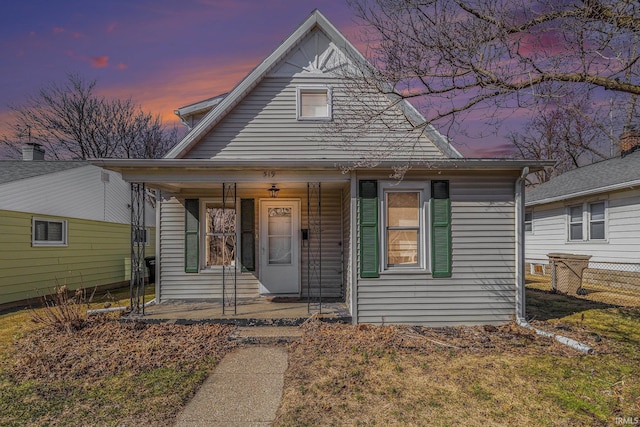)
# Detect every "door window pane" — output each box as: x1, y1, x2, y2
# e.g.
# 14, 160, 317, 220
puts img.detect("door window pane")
268, 207, 292, 265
